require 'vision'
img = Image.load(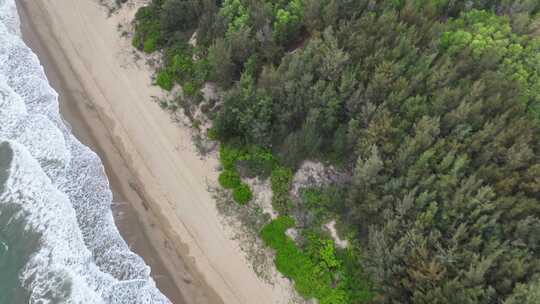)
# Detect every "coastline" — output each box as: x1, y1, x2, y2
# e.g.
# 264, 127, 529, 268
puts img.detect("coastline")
17, 4, 188, 304
17, 0, 292, 303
